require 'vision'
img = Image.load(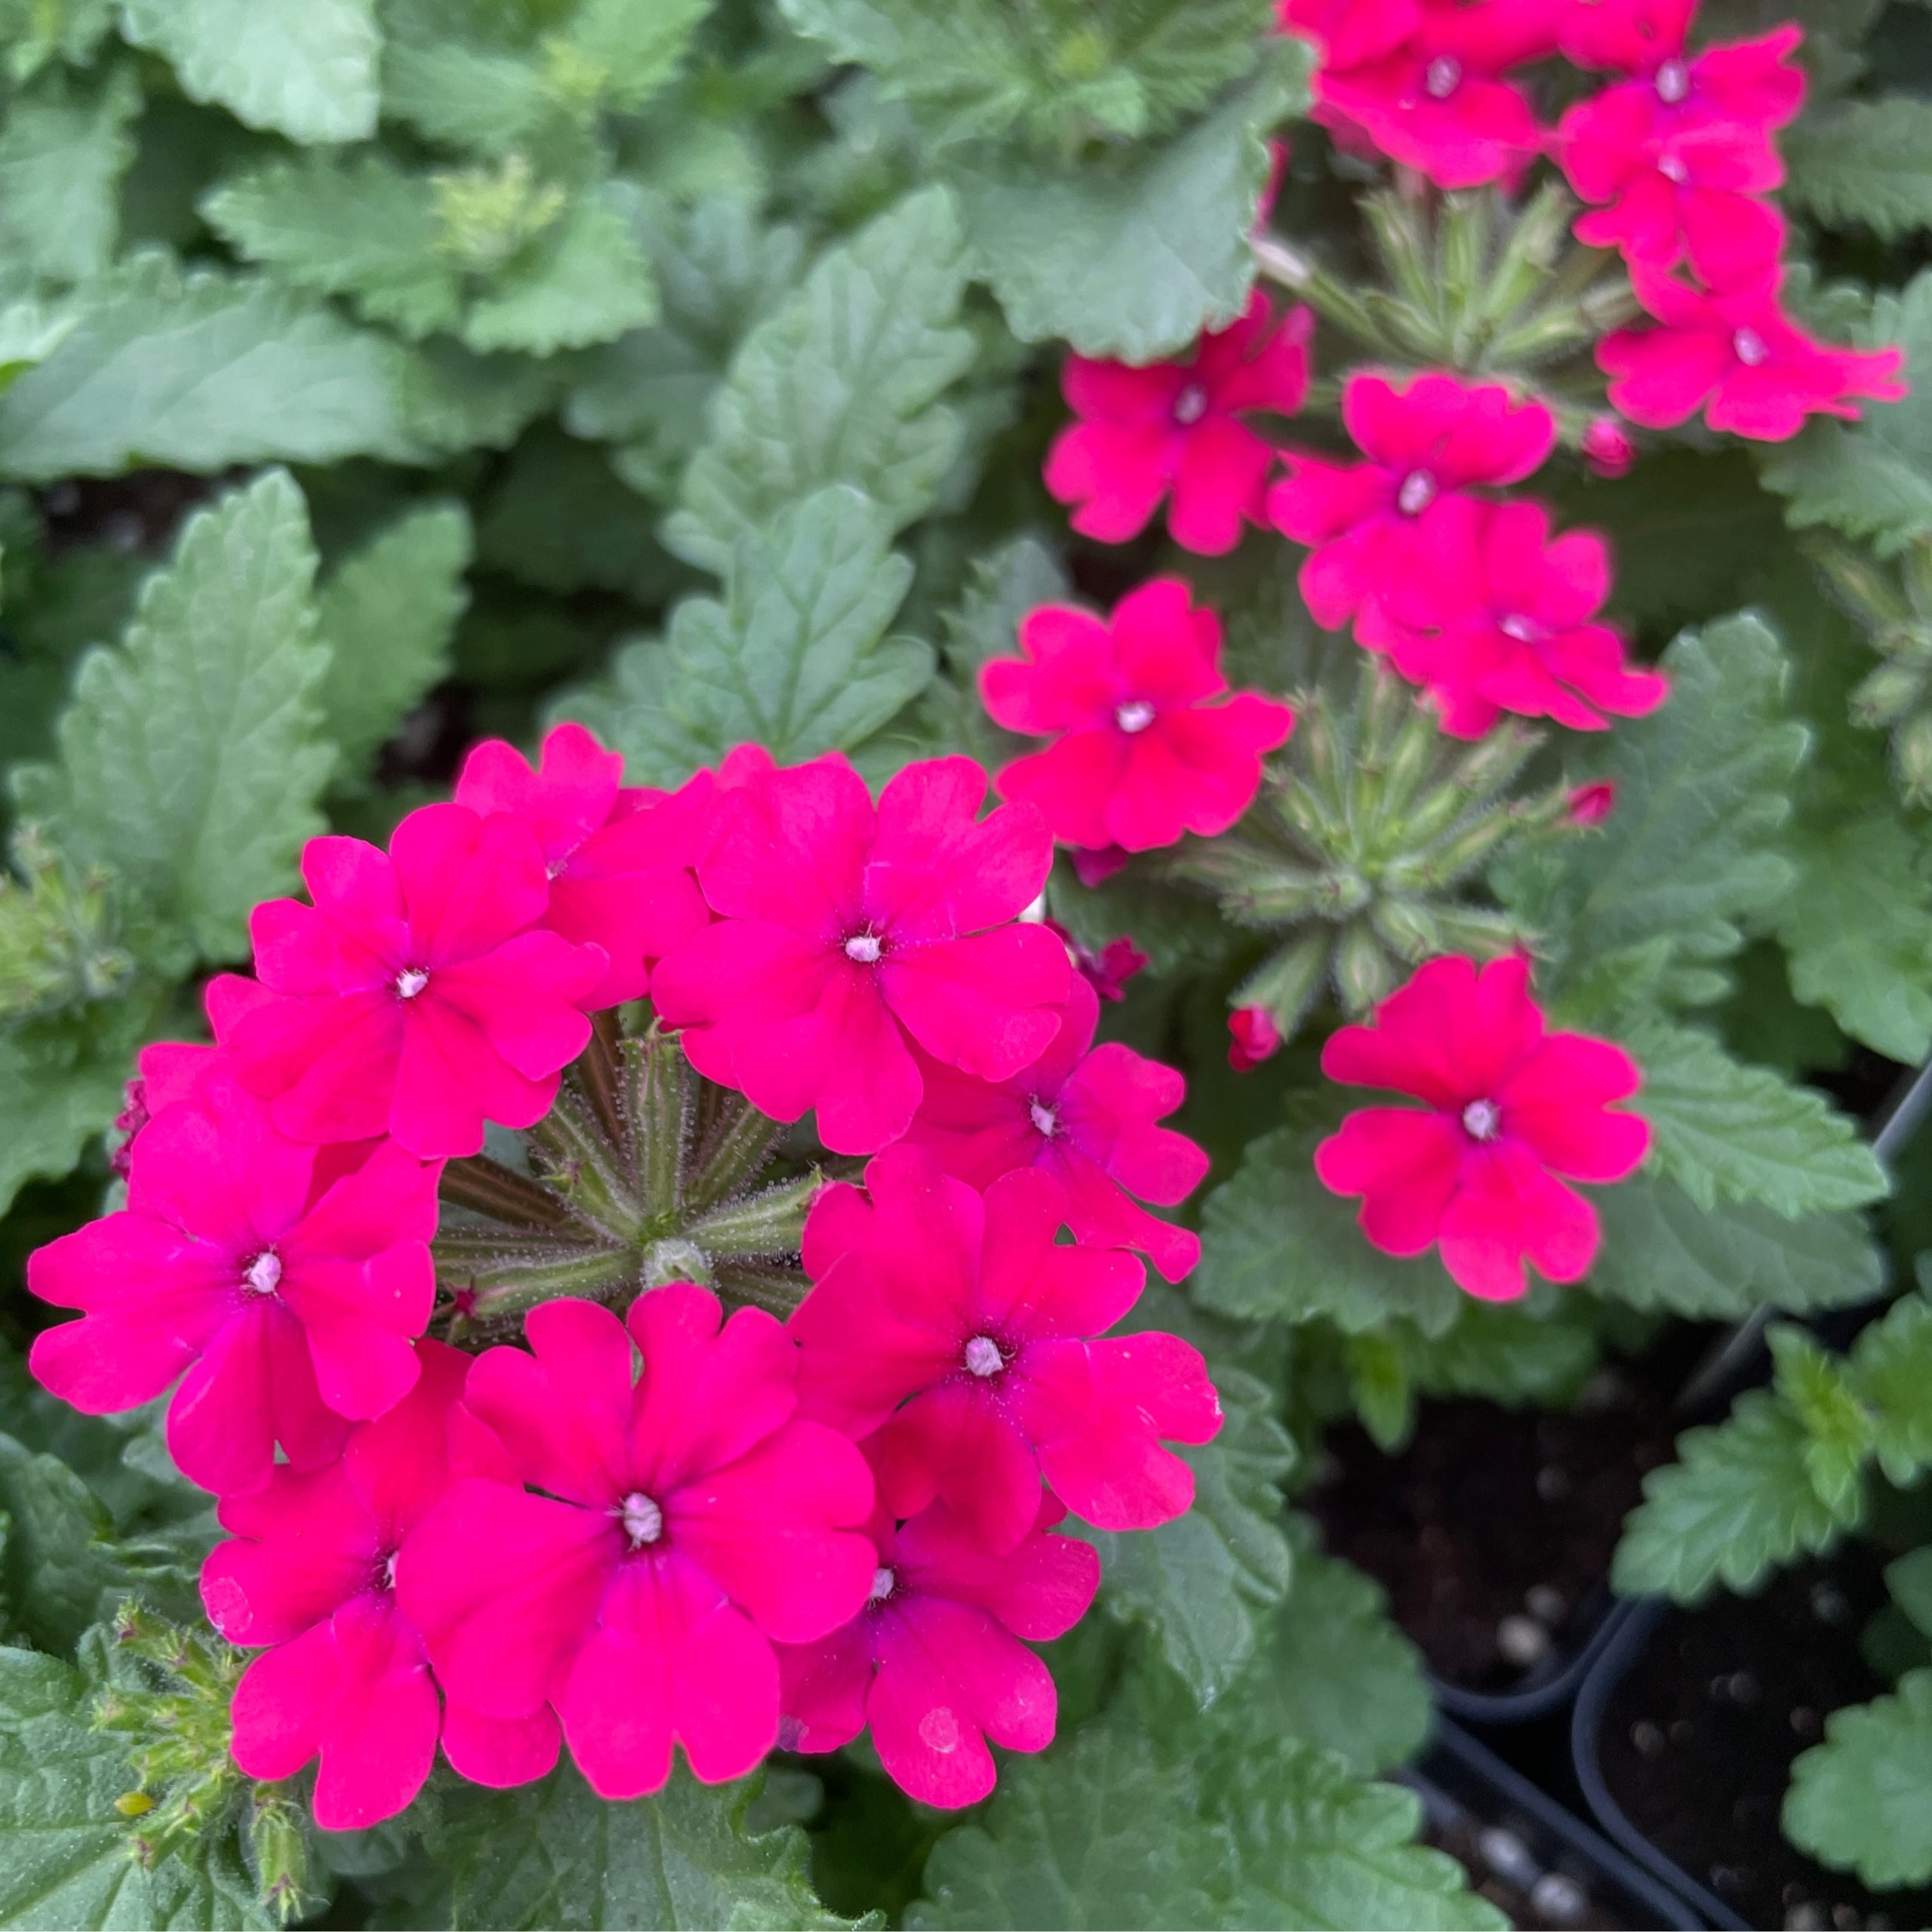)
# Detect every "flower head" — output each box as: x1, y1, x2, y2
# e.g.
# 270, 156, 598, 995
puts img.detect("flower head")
395, 1286, 877, 1800
29, 1069, 441, 1496
650, 754, 1069, 1156
1043, 295, 1313, 554
983, 580, 1294, 854
1043, 918, 1149, 1004
790, 1148, 1220, 1552
1314, 955, 1650, 1300
454, 722, 712, 1011
229, 804, 607, 1158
